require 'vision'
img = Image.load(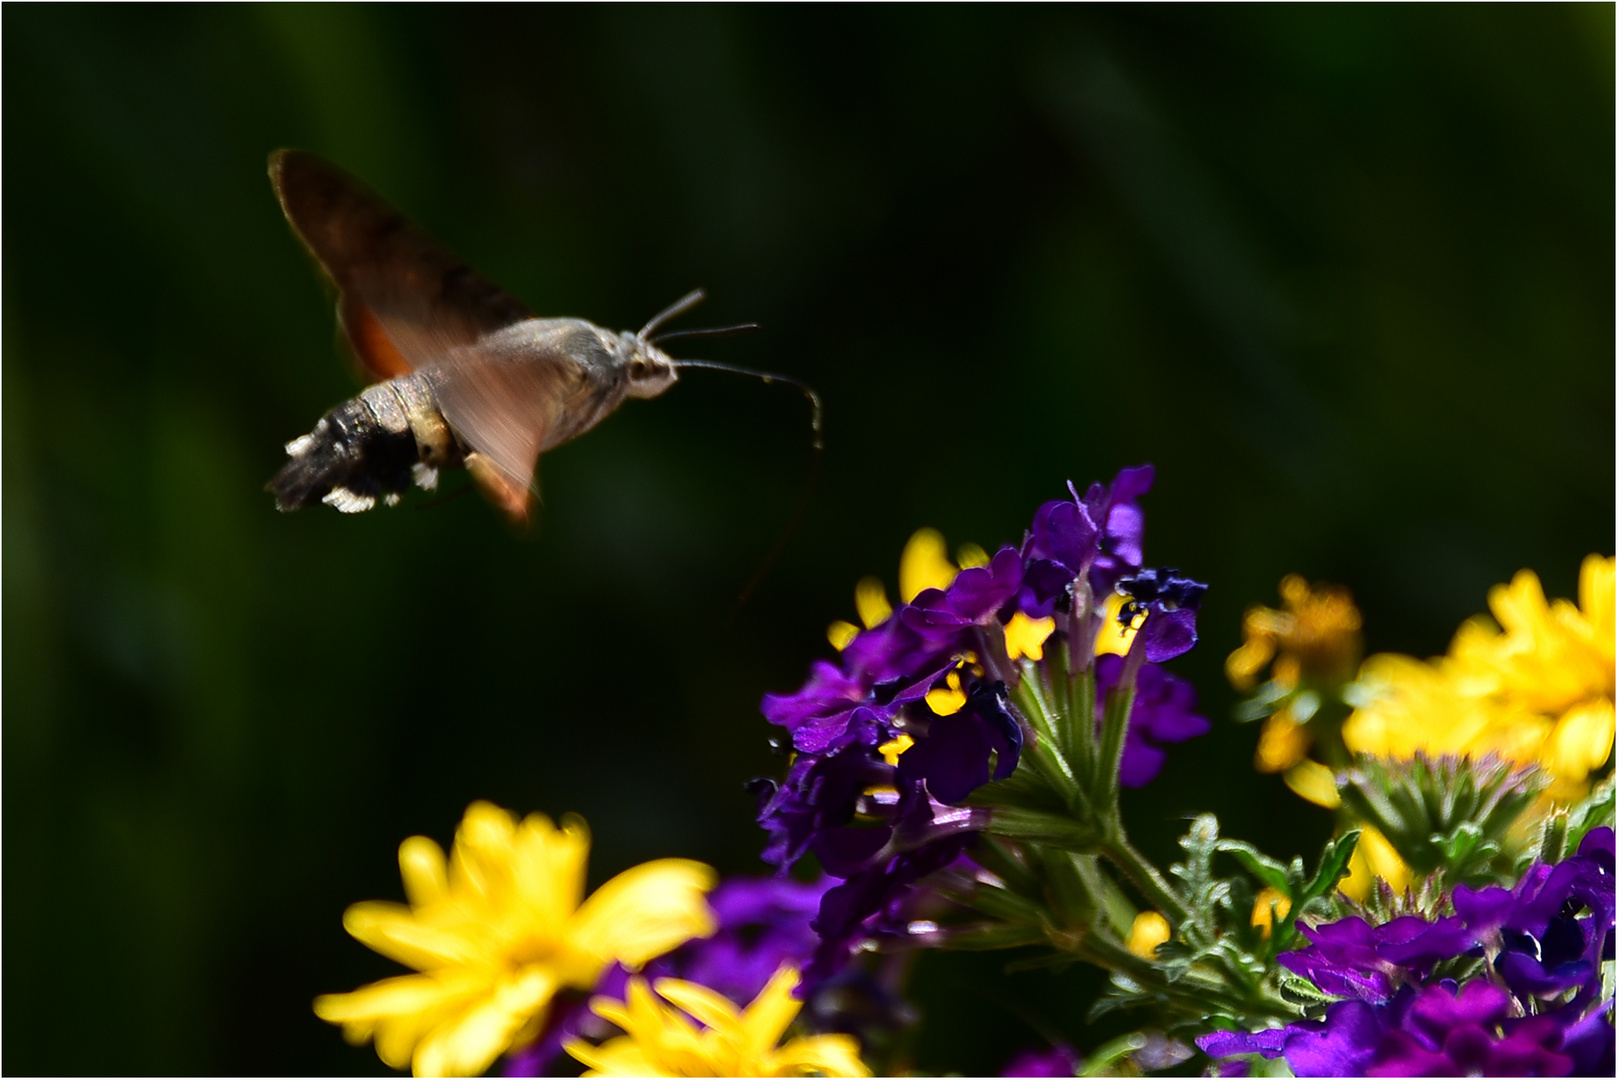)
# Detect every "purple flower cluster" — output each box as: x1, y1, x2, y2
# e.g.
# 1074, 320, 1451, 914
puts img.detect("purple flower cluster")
1199, 827, 1616, 1077
754, 468, 1210, 985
